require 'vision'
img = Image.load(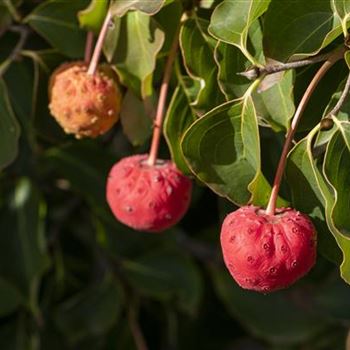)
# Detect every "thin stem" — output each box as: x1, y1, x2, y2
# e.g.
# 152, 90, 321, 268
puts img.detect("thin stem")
84, 31, 94, 64
87, 10, 112, 75
4, 0, 21, 22
325, 72, 350, 118
128, 299, 148, 350
0, 25, 29, 78
147, 28, 180, 166
239, 47, 344, 81
265, 48, 345, 215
